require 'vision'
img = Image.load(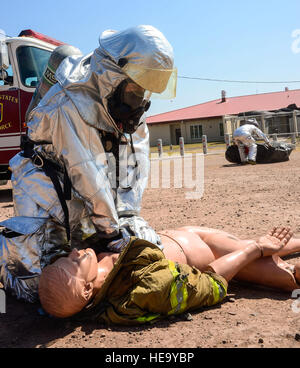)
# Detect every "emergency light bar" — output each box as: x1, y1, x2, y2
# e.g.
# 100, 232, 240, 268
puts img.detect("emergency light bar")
18, 29, 64, 47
